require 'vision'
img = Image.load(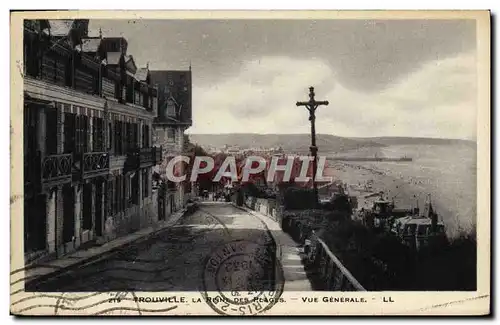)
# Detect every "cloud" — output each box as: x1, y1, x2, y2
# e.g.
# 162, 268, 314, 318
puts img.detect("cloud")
190, 53, 477, 140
